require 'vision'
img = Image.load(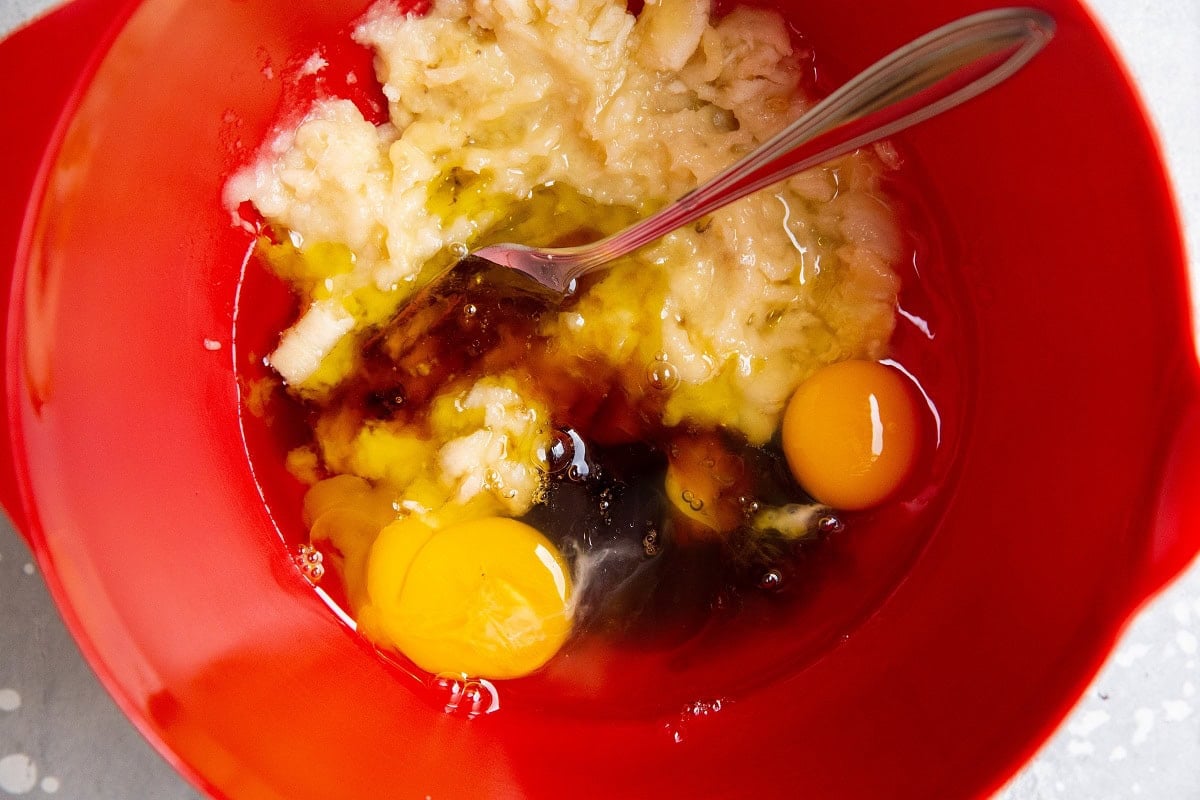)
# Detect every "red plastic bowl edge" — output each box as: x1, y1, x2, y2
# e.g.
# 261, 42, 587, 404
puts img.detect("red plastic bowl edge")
0, 2, 1198, 798
1066, 0, 1200, 604
0, 0, 135, 535
0, 1, 233, 798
